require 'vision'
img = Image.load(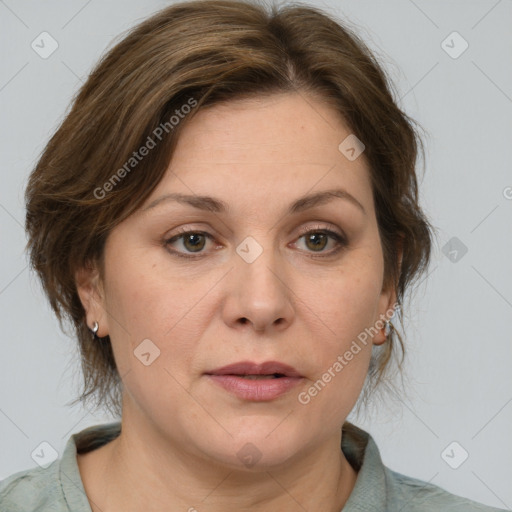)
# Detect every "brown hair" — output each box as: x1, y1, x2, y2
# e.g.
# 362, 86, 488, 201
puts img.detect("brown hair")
24, 0, 434, 417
